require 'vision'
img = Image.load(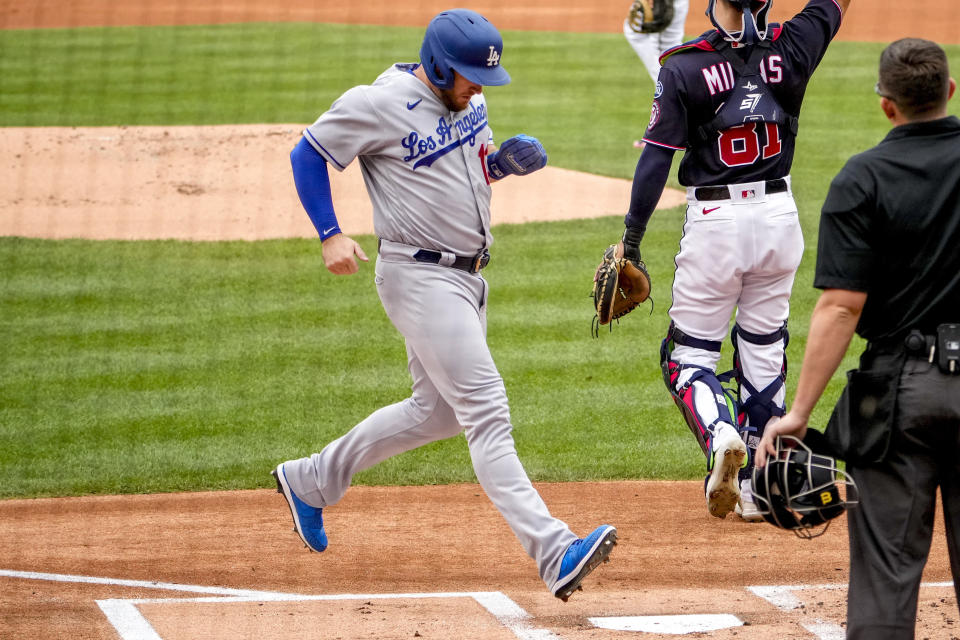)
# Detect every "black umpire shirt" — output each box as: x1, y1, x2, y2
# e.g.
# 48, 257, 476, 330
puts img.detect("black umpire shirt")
814, 115, 960, 343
